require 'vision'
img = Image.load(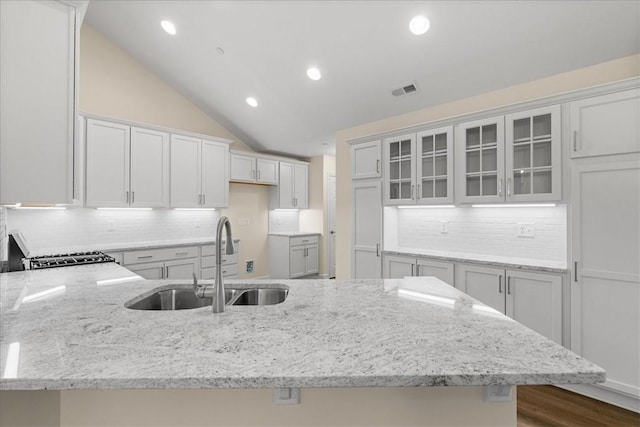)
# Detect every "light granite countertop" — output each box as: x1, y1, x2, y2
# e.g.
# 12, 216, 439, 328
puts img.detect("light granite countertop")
268, 232, 321, 237
0, 264, 603, 390
384, 248, 568, 274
